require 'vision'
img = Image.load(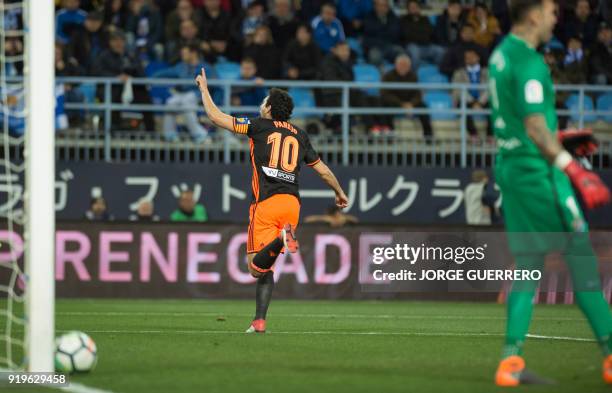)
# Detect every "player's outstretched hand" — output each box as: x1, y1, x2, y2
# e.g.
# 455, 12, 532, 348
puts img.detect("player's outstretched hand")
195, 67, 208, 92
565, 160, 611, 209
336, 192, 349, 209
558, 128, 598, 157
